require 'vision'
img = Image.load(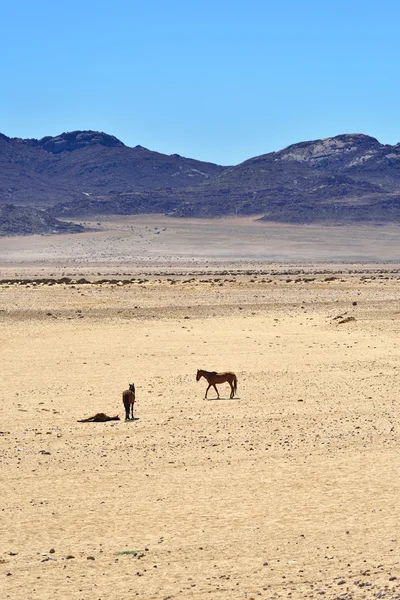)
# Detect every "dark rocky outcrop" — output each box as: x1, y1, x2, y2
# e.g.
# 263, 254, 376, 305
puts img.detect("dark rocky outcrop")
35, 130, 126, 153
0, 204, 85, 236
